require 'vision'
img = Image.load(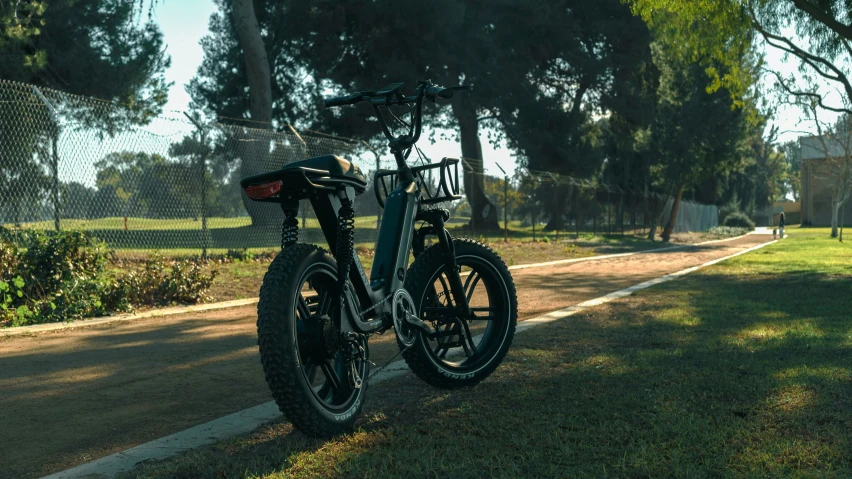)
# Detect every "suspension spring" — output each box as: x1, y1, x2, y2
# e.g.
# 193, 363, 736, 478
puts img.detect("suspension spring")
281, 207, 299, 249
336, 196, 356, 309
